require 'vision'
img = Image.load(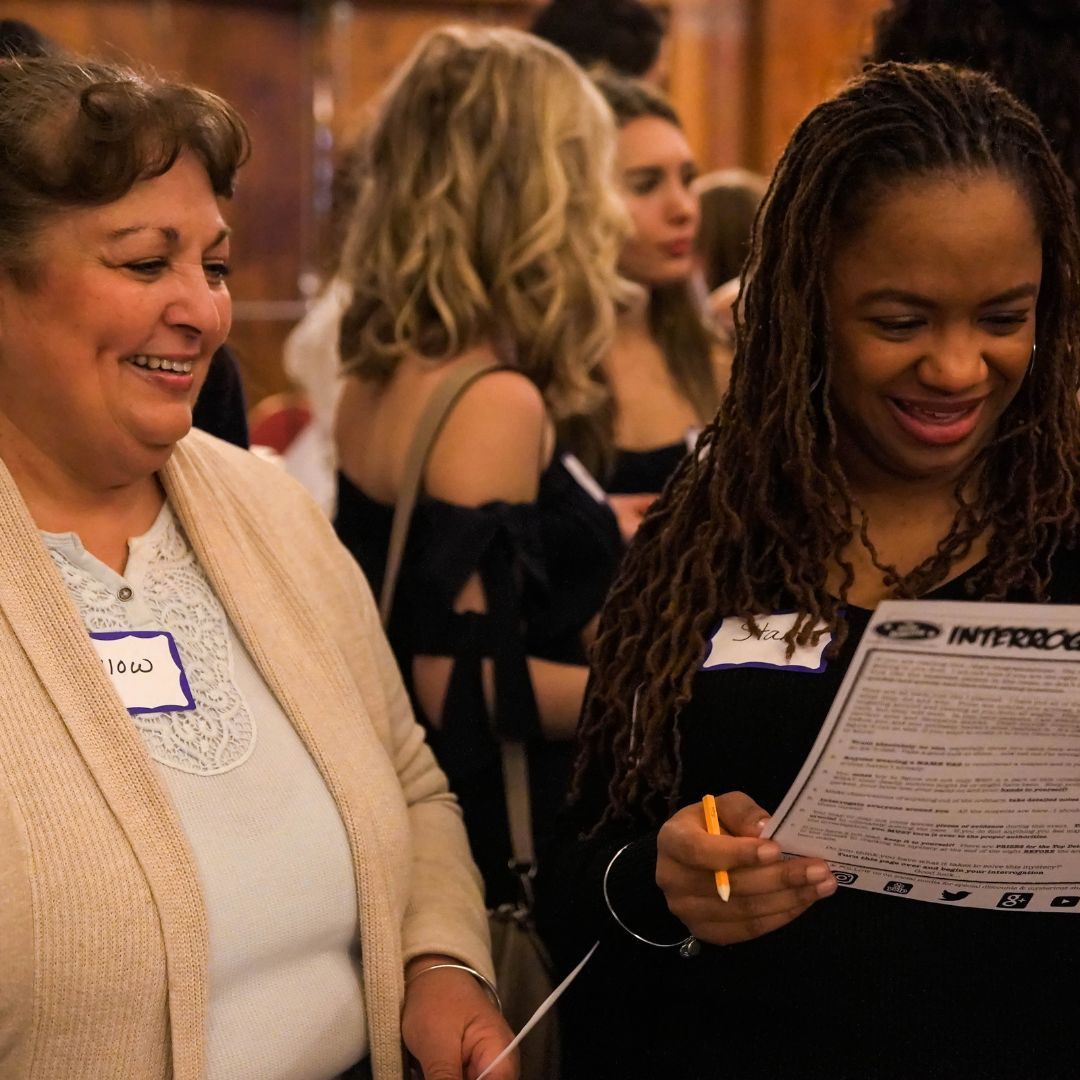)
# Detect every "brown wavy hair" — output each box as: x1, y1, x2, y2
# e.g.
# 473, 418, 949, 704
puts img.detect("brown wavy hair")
694, 168, 769, 291
0, 56, 249, 281
574, 62, 1080, 828
337, 26, 629, 424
